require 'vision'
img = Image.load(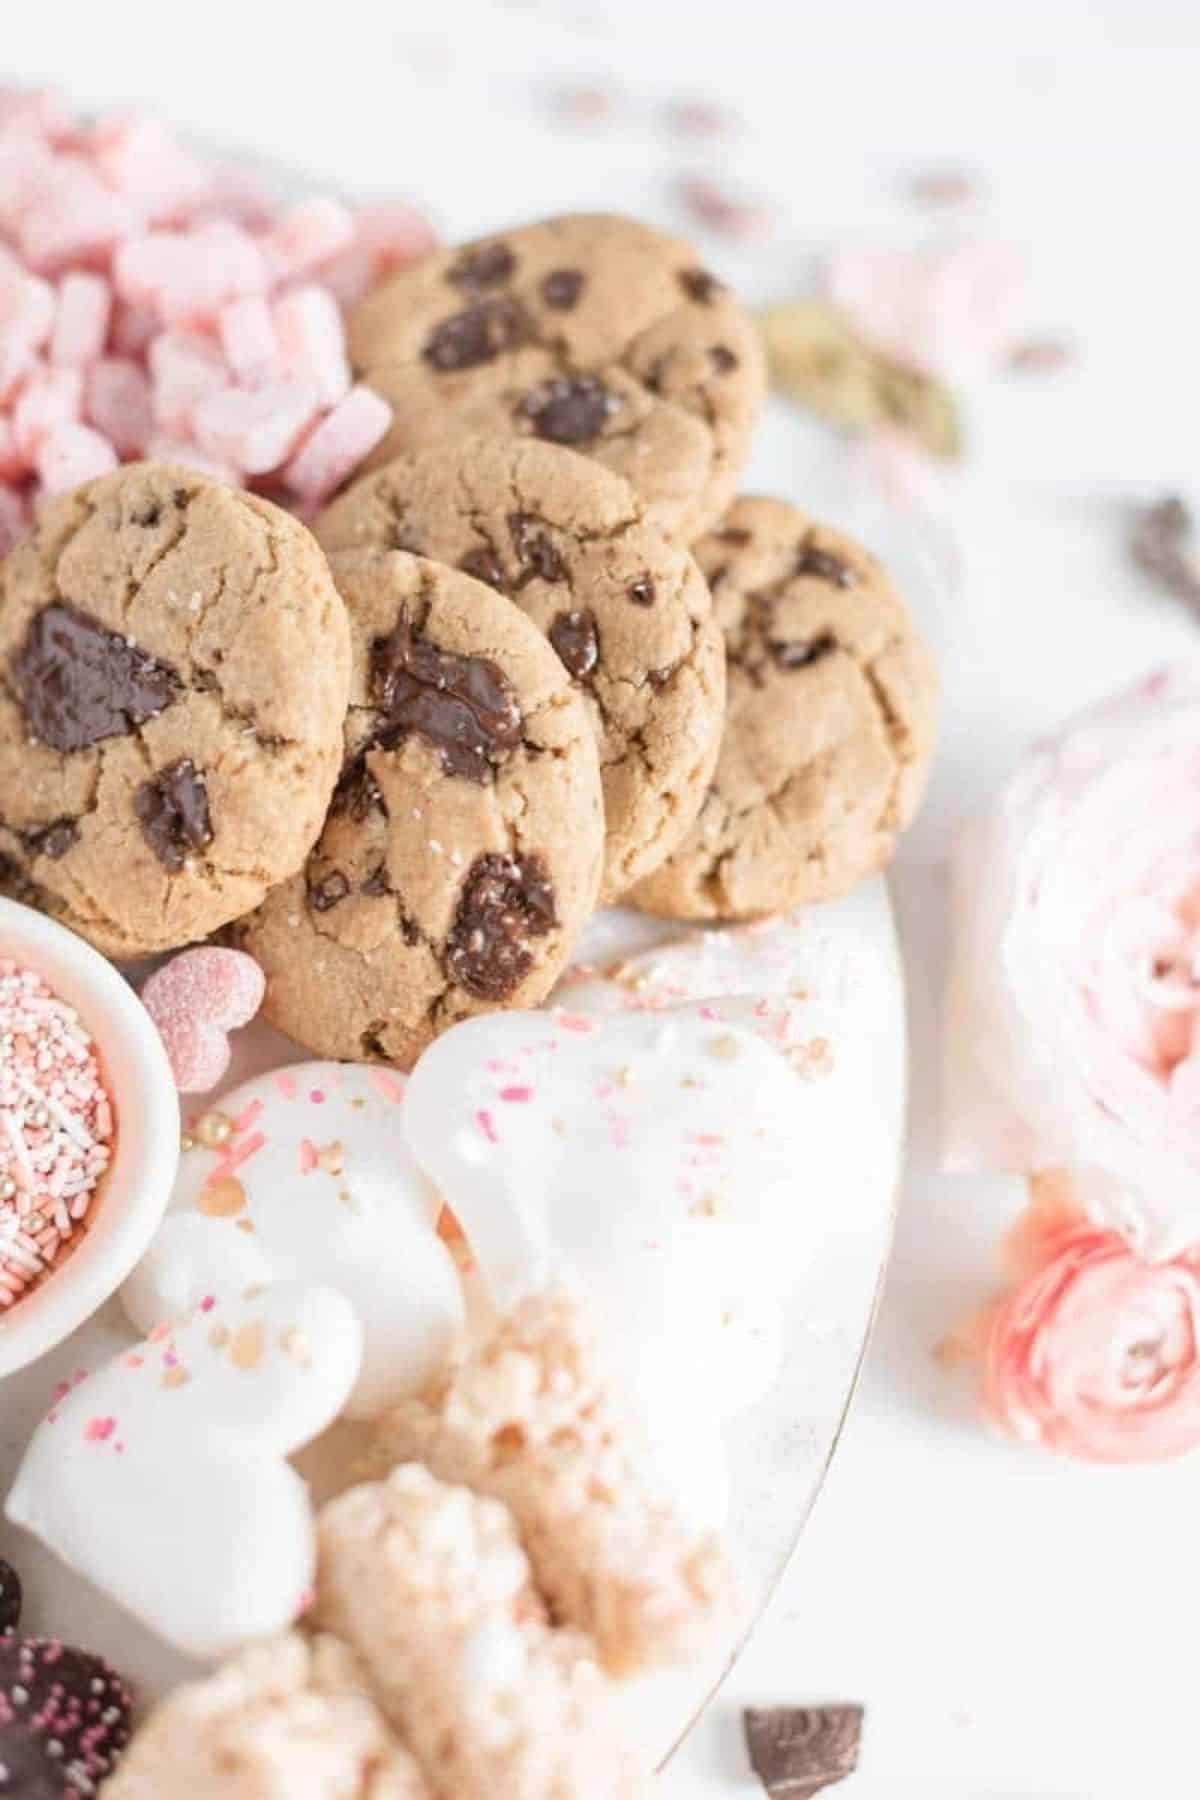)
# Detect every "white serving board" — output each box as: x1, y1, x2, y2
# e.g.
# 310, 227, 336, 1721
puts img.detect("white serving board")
0, 877, 905, 1770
